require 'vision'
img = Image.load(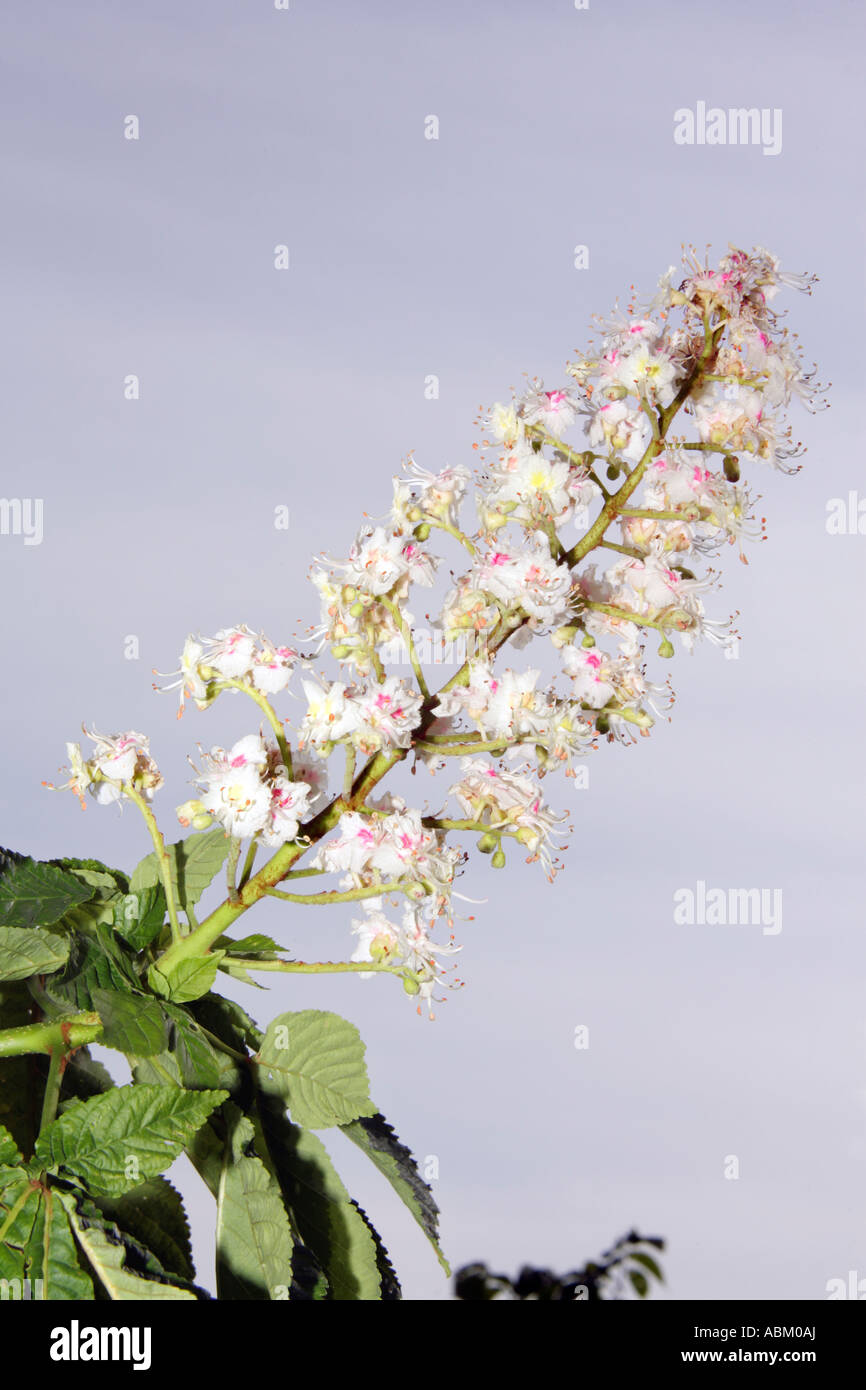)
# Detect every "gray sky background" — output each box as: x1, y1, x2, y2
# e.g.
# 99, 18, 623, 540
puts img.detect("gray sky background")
1, 0, 864, 1300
